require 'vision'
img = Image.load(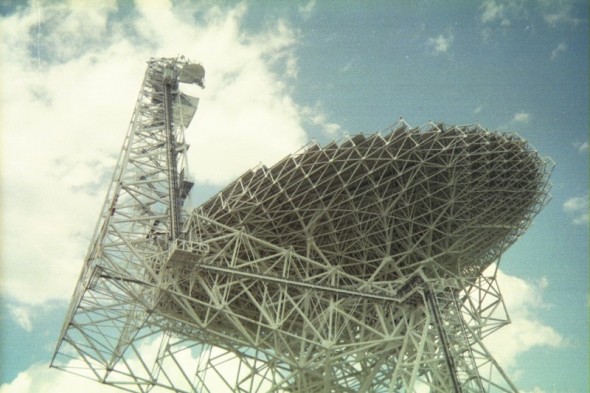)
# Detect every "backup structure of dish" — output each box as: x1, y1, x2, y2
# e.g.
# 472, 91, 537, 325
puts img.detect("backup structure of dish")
51, 56, 553, 393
